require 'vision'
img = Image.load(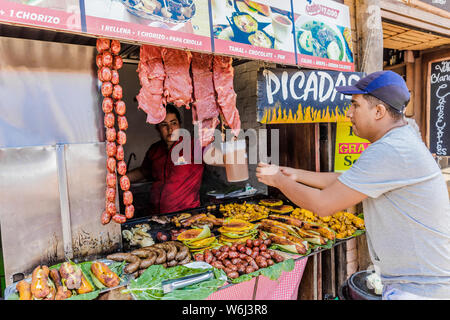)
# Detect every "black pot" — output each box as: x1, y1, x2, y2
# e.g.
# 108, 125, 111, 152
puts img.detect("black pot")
347, 270, 382, 300
338, 281, 349, 300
